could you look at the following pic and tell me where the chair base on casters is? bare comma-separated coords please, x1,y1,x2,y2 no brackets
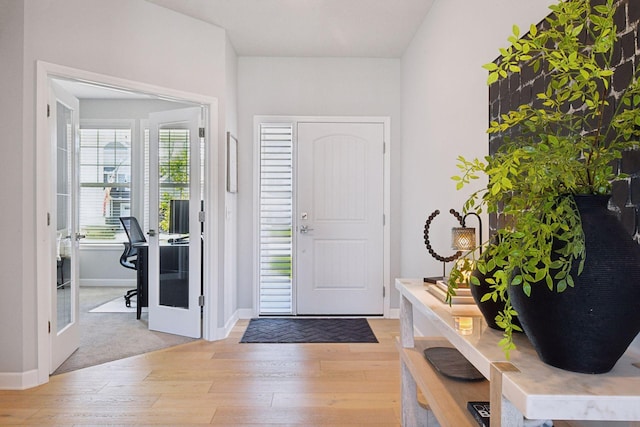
124,289,137,308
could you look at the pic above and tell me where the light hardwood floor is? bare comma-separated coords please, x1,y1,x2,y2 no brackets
0,319,401,426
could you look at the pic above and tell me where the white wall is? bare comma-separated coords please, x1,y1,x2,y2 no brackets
0,0,27,374
237,57,402,311
223,39,239,327
400,0,555,280
0,0,232,380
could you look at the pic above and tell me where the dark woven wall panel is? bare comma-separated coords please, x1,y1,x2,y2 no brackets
488,0,640,241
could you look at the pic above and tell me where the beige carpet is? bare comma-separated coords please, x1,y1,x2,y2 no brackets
53,287,197,375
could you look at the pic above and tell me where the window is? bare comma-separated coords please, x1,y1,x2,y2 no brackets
258,124,293,314
79,127,132,242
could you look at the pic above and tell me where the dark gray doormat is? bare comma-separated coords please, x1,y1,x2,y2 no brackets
240,318,379,343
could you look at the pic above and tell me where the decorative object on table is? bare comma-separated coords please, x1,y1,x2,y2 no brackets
451,212,483,255
427,278,475,304
453,232,523,331
468,256,522,331
450,0,640,370
466,401,490,427
423,208,464,283
444,211,488,306
509,195,640,373
423,347,485,382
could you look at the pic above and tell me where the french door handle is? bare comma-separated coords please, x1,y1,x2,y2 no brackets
147,229,157,237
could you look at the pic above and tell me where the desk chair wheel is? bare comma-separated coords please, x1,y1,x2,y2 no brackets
124,289,137,308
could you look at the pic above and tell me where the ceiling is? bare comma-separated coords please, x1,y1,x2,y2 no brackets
145,0,435,57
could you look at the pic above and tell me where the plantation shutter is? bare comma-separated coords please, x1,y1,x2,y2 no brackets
259,124,293,314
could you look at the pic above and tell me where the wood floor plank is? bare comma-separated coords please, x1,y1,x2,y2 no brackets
272,391,400,409
25,407,216,425
0,319,402,426
207,377,399,394
152,392,273,409
0,408,40,424
0,393,160,409
98,380,215,395
211,406,400,426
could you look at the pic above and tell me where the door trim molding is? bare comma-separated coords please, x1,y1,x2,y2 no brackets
35,61,219,387
252,116,391,317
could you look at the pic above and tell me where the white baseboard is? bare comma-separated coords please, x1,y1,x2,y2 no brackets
238,308,255,319
0,369,40,390
218,311,240,339
80,279,135,287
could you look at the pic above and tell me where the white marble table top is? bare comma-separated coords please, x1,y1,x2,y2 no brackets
396,278,640,421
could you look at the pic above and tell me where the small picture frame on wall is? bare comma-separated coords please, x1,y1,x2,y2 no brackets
227,131,238,193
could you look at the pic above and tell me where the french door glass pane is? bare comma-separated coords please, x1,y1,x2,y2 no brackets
56,101,73,332
158,128,190,309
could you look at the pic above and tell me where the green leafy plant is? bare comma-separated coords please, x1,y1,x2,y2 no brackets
449,0,640,357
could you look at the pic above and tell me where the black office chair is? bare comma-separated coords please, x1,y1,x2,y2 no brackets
119,217,146,308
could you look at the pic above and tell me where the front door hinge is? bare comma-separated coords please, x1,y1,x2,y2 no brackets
48,321,51,334
199,127,205,138
47,104,50,118
198,211,205,222
198,295,205,307
383,287,386,298
47,212,51,226
383,214,386,226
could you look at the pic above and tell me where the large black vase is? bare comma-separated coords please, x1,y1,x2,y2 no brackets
508,195,640,374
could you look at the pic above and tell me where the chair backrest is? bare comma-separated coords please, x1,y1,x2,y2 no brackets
119,217,146,270
120,217,146,245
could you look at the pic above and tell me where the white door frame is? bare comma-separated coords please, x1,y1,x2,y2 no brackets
253,115,391,318
35,61,220,386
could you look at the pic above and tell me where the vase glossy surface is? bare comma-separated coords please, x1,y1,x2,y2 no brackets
509,195,640,374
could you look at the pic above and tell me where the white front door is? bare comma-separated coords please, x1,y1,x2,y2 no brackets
49,82,81,372
296,122,384,315
148,107,203,338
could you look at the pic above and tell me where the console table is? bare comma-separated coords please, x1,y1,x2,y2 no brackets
396,278,640,427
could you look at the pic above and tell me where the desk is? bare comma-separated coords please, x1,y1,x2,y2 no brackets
133,242,190,319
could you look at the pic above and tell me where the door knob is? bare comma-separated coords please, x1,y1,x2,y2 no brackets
147,229,157,236
299,225,314,234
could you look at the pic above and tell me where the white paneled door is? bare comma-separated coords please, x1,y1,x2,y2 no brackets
296,122,384,315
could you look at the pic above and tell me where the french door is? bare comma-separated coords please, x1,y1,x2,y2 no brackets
49,81,81,372
148,108,203,338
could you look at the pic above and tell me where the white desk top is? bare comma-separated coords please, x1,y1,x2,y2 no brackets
396,278,640,421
